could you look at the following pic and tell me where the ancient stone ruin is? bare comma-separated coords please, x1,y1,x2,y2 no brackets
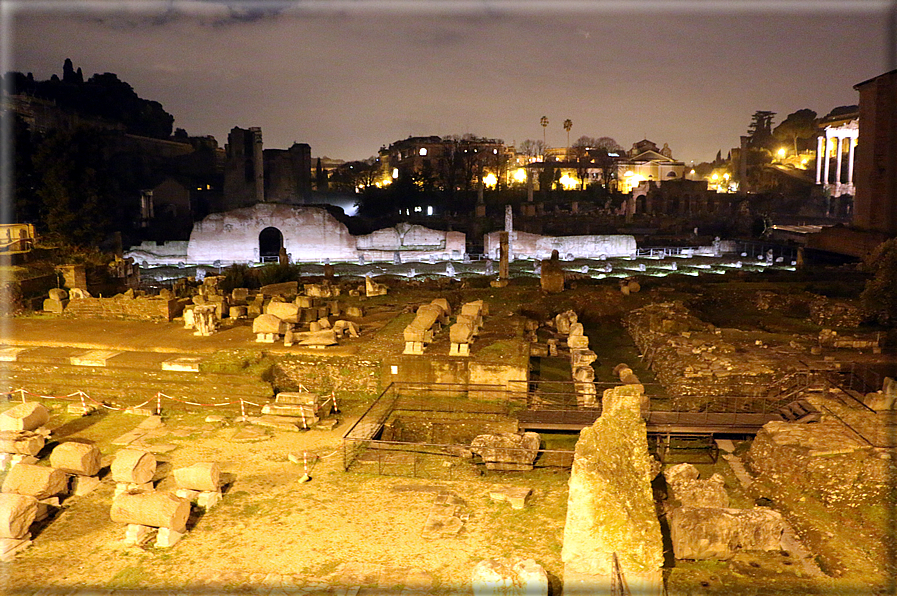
403,300,449,355
562,384,663,595
663,461,785,561
470,432,540,471
173,462,223,510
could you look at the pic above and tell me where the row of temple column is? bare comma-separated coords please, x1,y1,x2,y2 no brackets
815,124,858,187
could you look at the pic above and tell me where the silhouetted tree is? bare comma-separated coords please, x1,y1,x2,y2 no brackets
32,127,118,246
7,61,175,139
747,110,776,150
773,109,818,154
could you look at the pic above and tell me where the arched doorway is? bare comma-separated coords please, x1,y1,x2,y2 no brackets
259,227,283,262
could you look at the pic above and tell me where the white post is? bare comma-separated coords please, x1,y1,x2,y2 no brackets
815,136,824,184
835,136,845,185
823,133,832,184
847,138,856,185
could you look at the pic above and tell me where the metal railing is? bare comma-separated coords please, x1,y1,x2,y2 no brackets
342,381,526,473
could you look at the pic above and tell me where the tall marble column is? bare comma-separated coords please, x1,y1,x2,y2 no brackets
847,139,856,185
823,134,832,184
816,136,824,184
835,136,845,185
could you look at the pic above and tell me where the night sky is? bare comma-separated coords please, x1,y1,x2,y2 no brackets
6,1,893,164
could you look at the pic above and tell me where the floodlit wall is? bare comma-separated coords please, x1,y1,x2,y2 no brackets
355,224,467,261
484,231,637,260
187,204,358,263
127,205,467,265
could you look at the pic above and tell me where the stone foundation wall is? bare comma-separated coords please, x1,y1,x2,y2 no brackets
273,356,381,394
624,301,779,406
62,296,182,321
746,419,889,506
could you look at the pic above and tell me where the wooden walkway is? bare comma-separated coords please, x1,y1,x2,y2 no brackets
517,408,781,434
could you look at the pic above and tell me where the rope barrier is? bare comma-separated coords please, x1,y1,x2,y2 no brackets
6,386,335,421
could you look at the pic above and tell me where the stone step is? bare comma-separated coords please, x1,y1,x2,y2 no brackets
5,359,270,388
4,363,273,405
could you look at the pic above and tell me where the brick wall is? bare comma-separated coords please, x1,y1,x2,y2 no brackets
64,296,181,321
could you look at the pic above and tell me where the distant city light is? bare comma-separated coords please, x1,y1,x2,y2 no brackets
777,147,786,158
427,206,433,216
392,168,399,179
513,168,527,183
419,147,428,156
483,173,498,188
558,174,577,190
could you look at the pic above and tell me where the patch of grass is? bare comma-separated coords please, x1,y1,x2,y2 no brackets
107,565,151,589
200,349,275,377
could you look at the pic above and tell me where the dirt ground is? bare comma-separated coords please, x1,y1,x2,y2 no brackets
2,402,570,595
1,275,894,594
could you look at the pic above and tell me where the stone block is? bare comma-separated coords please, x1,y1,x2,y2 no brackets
196,490,222,509
260,281,298,297
249,415,304,432
173,462,220,491
470,432,540,471
110,448,156,484
253,313,287,335
488,486,532,510
1,463,68,499
570,349,597,367
449,343,470,356
0,536,32,561
403,341,424,355
297,330,338,347
155,526,185,548
0,403,49,432
669,506,785,560
111,491,191,533
265,301,301,323
555,310,578,334
50,441,102,476
567,335,589,349
333,320,360,338
0,494,38,539
125,523,152,546
42,298,68,313
71,475,102,496
48,288,68,301
0,431,45,456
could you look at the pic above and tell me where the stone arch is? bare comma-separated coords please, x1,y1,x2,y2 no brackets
259,227,283,262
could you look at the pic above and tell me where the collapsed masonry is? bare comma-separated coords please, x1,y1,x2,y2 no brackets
624,301,780,409
562,384,663,595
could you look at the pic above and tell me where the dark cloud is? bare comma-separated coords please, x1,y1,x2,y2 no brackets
10,2,892,163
